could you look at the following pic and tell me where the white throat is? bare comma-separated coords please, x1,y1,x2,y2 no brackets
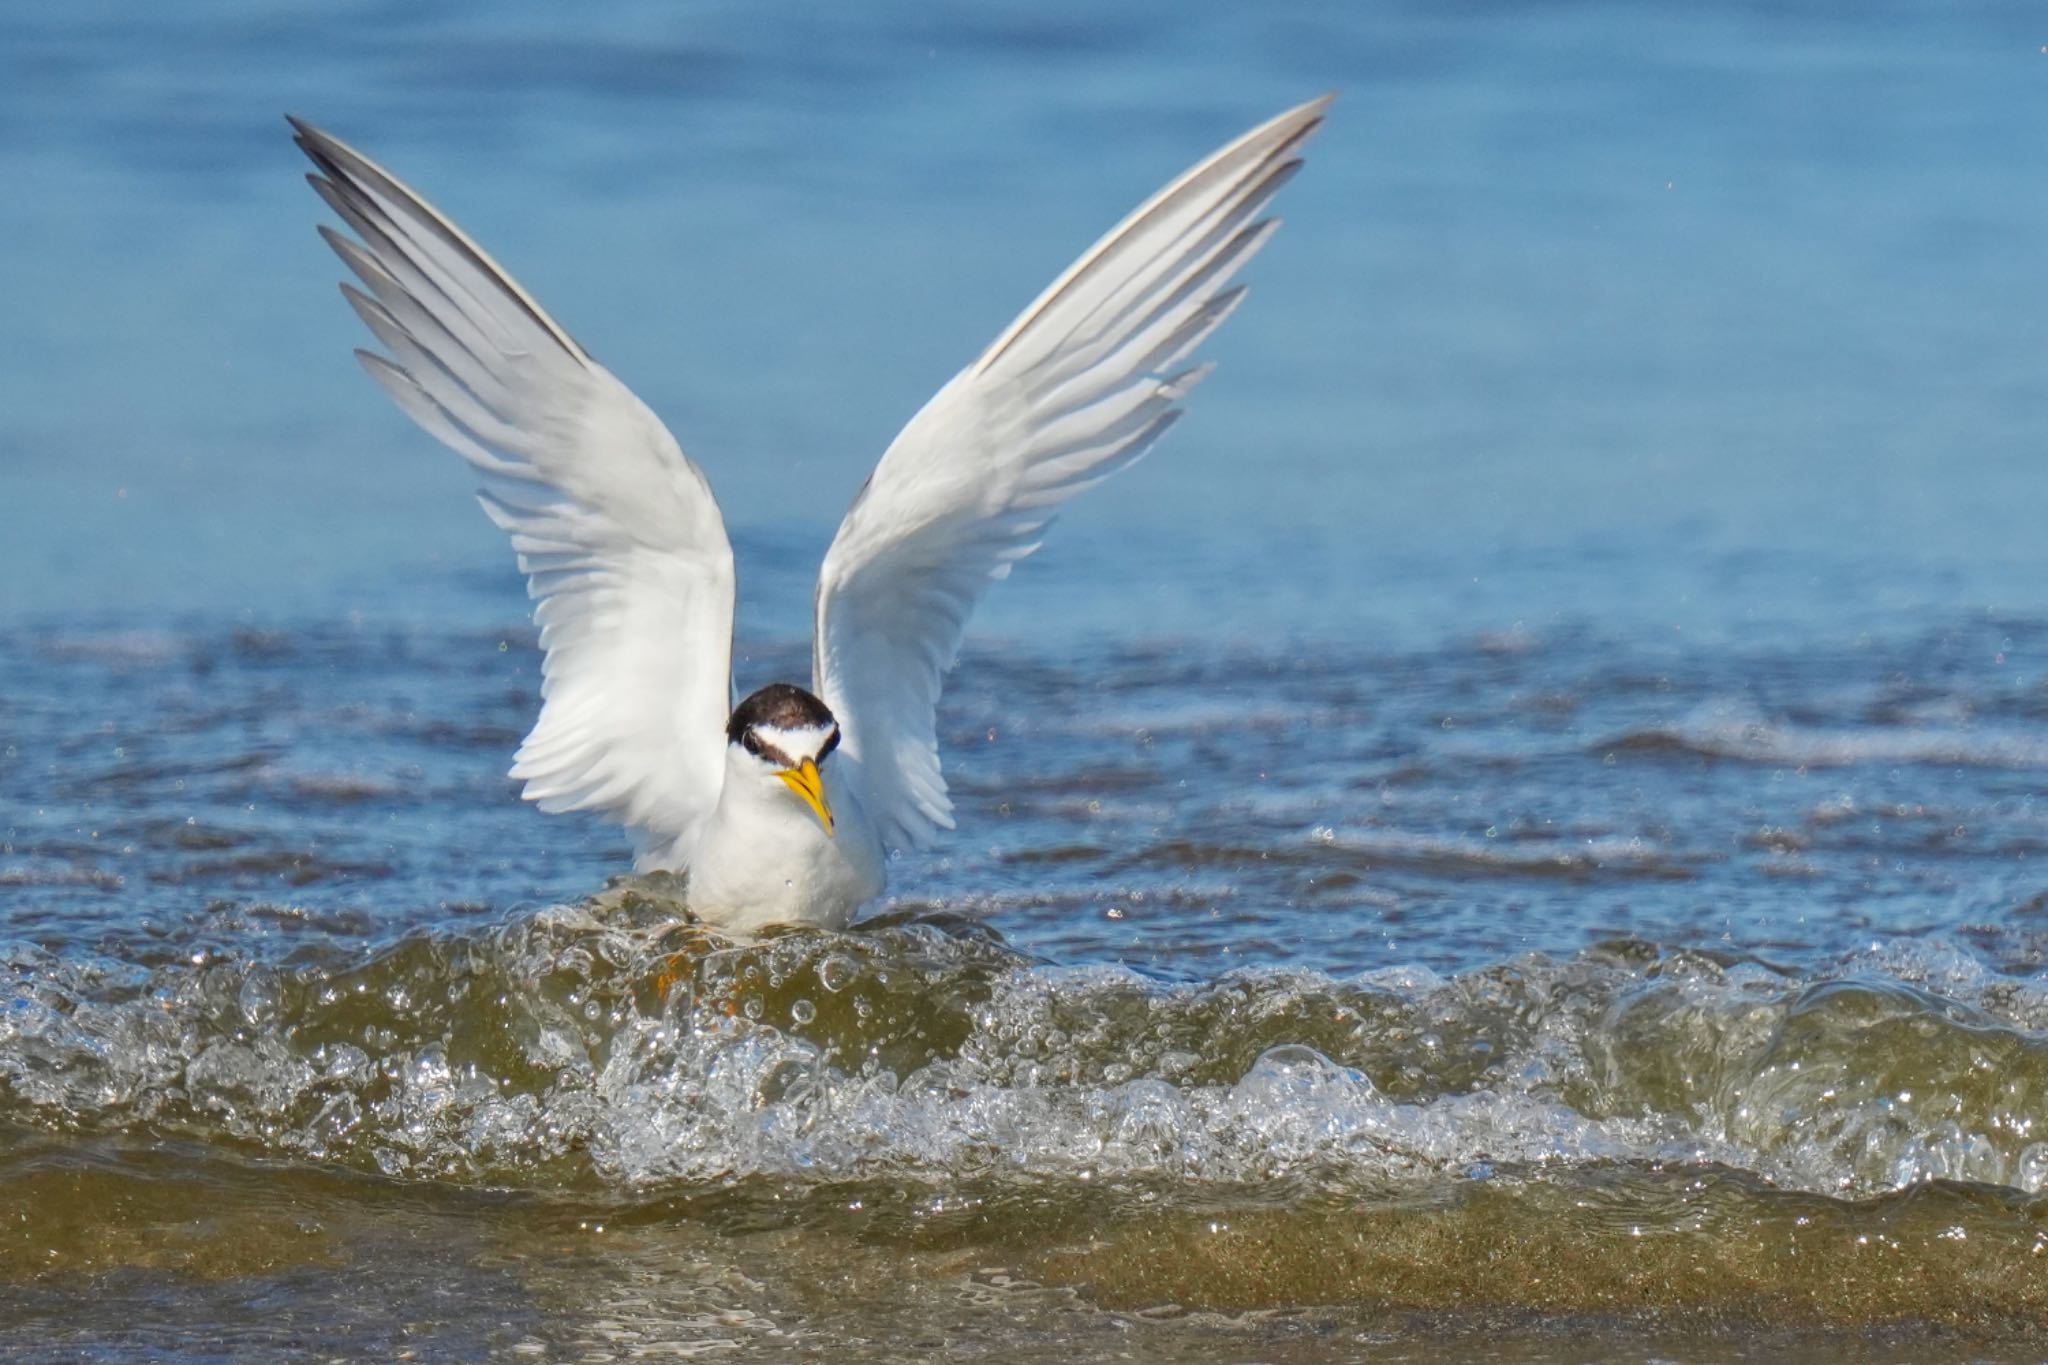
680,746,885,935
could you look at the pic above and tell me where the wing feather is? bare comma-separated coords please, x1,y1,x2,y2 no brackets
813,97,1331,850
292,118,735,861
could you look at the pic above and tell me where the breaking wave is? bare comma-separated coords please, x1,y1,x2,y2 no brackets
7,881,2048,1205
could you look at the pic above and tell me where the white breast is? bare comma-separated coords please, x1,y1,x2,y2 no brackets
677,752,886,935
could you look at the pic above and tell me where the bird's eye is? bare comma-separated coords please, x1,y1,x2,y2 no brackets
820,727,840,760
740,730,765,758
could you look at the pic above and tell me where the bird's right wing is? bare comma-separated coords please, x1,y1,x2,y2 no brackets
292,118,736,858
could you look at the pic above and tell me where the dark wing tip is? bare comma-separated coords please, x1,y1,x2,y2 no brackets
285,114,325,157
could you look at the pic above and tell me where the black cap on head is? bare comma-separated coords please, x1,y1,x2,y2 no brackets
727,684,840,764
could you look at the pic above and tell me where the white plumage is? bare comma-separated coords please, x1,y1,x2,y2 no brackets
292,95,1329,932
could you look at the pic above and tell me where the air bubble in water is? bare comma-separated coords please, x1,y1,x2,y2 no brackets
2017,1142,2048,1193
237,970,281,1027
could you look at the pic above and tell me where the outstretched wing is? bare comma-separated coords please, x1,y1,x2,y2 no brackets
293,118,735,859
812,96,1330,851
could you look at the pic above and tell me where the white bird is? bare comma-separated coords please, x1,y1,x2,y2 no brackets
291,96,1330,936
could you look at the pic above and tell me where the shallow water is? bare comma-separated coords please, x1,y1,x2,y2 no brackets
7,1,2048,1359
9,617,2048,1356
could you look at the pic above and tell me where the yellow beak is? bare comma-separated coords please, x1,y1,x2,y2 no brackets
777,758,834,836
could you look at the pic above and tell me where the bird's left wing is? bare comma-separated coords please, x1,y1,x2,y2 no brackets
292,119,737,859
813,96,1330,851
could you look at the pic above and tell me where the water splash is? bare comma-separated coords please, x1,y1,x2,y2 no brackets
6,882,2048,1211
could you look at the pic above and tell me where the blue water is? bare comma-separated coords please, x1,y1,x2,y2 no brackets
8,2,2048,644
6,2,2048,1357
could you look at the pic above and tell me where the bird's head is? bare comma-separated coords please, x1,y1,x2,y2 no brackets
726,683,840,835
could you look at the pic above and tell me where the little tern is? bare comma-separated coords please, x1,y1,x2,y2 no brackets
291,96,1329,934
